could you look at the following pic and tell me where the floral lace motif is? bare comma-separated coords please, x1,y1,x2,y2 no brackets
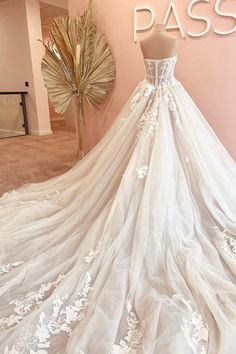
110,298,145,354
0,261,24,276
175,295,208,354
84,239,103,264
5,272,94,354
18,190,60,206
1,189,61,206
136,166,148,180
129,83,155,110
164,88,182,130
144,57,176,87
214,226,236,258
0,274,65,330
135,96,159,143
221,231,236,257
135,81,182,144
120,82,155,122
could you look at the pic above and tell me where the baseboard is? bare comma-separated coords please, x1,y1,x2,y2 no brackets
0,128,25,135
30,130,53,136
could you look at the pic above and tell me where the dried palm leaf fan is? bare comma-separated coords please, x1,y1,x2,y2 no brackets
40,0,116,160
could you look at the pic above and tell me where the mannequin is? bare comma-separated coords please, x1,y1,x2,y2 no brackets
140,23,179,60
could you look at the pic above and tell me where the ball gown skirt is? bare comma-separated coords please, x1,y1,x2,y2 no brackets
0,54,236,354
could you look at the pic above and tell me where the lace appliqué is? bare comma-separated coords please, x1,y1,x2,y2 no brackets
0,261,24,276
5,272,93,354
4,345,20,354
222,232,236,257
18,190,60,206
161,87,182,130
214,226,236,259
84,239,103,264
120,82,155,122
135,85,182,144
0,274,65,330
135,97,159,143
4,326,35,354
130,83,154,109
136,166,148,180
111,299,145,354
144,56,176,87
35,272,93,352
175,295,208,354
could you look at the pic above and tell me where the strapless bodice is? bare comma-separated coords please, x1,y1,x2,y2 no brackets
144,54,177,87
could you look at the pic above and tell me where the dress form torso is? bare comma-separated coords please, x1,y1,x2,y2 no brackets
140,23,179,60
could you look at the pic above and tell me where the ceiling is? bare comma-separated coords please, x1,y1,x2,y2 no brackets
40,2,68,28
0,0,68,28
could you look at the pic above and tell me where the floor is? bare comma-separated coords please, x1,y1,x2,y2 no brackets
0,131,25,138
0,120,77,196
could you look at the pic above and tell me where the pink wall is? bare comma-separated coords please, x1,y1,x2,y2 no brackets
42,27,62,120
0,0,51,135
68,0,236,159
0,1,32,92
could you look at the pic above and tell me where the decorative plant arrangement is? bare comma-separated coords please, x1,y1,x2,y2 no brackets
40,0,116,159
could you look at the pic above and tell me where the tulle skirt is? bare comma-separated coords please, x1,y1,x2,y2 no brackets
0,77,236,354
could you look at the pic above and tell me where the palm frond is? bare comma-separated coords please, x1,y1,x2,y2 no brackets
41,41,76,113
78,1,116,111
40,0,116,159
83,32,116,111
77,0,97,77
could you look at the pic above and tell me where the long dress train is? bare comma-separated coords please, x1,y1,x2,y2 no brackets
0,54,236,354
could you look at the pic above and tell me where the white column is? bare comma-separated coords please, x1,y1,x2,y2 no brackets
25,0,52,135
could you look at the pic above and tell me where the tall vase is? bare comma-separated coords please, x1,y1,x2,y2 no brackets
75,94,85,160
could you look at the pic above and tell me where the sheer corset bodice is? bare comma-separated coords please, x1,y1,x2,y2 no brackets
144,54,177,87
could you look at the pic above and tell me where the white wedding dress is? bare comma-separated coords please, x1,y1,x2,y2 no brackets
0,54,236,354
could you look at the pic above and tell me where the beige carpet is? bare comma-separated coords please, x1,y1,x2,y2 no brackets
0,120,77,196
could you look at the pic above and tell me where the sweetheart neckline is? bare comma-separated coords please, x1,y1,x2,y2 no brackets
143,54,177,62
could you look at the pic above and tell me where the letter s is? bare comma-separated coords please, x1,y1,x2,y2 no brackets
187,0,211,38
214,0,236,36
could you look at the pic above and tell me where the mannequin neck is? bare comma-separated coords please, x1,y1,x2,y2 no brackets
153,23,166,32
